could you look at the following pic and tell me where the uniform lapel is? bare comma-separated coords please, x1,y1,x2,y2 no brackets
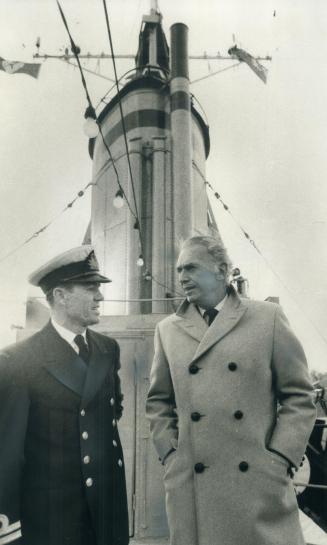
42,322,87,397
81,330,113,407
192,288,247,363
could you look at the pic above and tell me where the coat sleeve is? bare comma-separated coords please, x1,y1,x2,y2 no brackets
146,324,178,462
268,305,316,468
0,351,29,545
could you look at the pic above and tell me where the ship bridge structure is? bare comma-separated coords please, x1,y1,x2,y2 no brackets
87,3,217,317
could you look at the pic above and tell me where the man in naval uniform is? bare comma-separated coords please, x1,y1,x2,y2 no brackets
0,246,129,545
146,235,316,545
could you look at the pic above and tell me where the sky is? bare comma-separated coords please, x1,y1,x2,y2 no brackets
0,0,327,373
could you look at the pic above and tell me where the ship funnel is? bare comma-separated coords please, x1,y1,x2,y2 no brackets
171,23,189,79
170,23,193,273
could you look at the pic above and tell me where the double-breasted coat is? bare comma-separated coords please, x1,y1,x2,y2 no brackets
0,322,129,545
146,288,316,545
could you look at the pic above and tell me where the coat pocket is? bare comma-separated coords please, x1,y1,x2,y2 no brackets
265,449,290,469
163,449,178,481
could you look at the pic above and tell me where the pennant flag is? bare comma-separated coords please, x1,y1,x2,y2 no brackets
228,46,268,84
0,56,41,78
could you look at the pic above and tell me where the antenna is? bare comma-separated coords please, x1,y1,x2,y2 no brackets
151,0,159,14
35,36,41,56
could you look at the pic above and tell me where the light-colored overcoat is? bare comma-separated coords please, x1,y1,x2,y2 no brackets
146,288,316,545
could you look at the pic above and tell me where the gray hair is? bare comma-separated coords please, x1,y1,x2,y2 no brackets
181,235,233,280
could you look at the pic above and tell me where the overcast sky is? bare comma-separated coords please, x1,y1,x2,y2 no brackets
0,0,327,373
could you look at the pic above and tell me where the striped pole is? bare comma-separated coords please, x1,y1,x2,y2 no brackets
170,23,193,273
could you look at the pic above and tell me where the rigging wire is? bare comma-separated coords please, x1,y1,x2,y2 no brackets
56,0,137,220
193,160,327,348
190,62,241,85
58,57,115,82
56,2,93,108
102,0,143,252
0,180,94,264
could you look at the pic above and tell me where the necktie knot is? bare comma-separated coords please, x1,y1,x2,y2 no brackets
74,334,89,364
203,308,219,326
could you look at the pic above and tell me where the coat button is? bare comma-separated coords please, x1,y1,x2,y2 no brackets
194,463,205,473
228,362,237,371
80,409,86,416
110,397,115,406
118,459,123,467
189,364,200,374
83,455,91,464
234,410,243,420
191,412,201,422
113,440,118,447
82,431,88,440
112,419,116,427
239,461,249,472
86,478,93,487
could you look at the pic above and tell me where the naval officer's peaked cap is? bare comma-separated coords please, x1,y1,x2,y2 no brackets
28,245,111,293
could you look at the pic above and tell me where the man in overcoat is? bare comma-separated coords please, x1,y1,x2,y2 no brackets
0,246,129,545
146,235,316,545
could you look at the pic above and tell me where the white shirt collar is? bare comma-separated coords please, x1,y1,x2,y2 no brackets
198,293,228,317
51,318,87,353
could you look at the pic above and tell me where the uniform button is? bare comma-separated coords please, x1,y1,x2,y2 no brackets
110,397,115,406
189,364,199,374
113,440,118,447
112,419,116,427
86,478,93,487
80,409,86,416
82,431,88,440
194,462,205,473
239,461,249,472
118,459,123,467
83,455,91,464
228,362,237,371
191,412,201,422
234,410,243,420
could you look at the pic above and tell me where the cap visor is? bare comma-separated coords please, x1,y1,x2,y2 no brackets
62,272,112,284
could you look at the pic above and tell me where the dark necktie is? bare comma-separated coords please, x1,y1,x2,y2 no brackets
203,308,219,326
74,334,90,364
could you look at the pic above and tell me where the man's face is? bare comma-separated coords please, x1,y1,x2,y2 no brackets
176,244,226,309
60,282,104,330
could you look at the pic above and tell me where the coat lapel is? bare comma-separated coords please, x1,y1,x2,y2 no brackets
41,322,87,397
173,300,208,342
192,289,247,362
81,330,113,407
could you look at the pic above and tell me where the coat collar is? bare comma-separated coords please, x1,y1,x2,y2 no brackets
173,286,248,363
41,322,113,405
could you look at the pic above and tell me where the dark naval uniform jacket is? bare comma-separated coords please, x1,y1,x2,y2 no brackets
0,321,129,545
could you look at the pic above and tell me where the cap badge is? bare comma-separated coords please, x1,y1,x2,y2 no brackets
86,251,99,271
